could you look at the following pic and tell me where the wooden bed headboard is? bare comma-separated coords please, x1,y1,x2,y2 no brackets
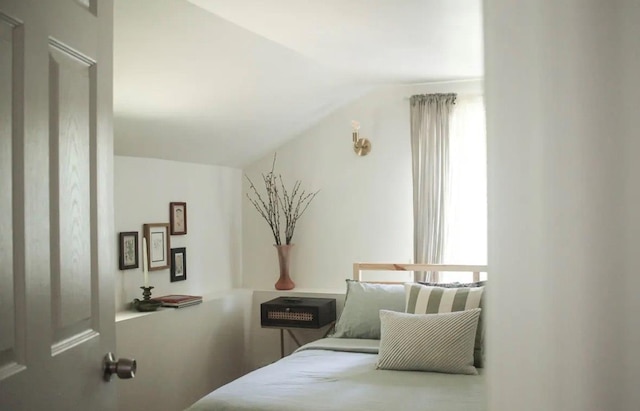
352,263,488,283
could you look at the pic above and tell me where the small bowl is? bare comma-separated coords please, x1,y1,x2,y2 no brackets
132,298,162,312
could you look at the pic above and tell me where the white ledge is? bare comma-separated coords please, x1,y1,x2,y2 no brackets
115,288,252,323
251,288,346,295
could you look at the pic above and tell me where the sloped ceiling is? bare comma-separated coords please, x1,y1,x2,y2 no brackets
113,0,483,167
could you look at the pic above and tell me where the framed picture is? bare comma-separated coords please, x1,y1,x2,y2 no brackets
169,202,187,235
118,231,139,270
170,247,187,282
143,223,171,271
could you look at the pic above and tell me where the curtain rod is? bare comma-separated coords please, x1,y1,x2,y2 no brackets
398,78,483,100
403,92,483,100
405,77,483,86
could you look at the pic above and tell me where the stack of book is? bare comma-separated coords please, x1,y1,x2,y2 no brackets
152,294,203,309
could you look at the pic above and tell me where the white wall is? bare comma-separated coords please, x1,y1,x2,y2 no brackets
114,156,243,310
485,2,640,410
116,290,252,411
114,156,248,410
242,80,483,291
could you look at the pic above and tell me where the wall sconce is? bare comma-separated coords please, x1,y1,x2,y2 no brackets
351,120,372,156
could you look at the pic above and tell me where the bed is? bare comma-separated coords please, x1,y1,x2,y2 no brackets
187,263,488,411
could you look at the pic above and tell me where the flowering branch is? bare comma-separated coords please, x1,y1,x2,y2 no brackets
245,154,318,246
245,155,282,245
278,177,318,245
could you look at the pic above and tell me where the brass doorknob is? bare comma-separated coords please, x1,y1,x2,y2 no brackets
103,352,137,381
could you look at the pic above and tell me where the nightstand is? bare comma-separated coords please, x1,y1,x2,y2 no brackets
261,296,337,358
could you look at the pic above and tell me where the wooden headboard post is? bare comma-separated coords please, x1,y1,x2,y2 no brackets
352,263,488,283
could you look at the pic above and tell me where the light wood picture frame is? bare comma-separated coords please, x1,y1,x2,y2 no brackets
169,202,187,235
143,223,171,271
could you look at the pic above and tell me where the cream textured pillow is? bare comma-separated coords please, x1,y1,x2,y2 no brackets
377,309,481,375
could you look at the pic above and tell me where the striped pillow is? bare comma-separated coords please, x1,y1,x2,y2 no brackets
377,309,481,375
419,280,486,288
405,283,485,367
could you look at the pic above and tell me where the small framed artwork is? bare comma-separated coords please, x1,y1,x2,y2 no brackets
143,223,171,271
169,202,187,235
118,231,139,270
170,247,187,282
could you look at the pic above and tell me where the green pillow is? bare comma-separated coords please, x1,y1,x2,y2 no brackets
332,280,405,339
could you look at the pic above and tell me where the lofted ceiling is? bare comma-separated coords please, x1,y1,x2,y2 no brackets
113,0,483,167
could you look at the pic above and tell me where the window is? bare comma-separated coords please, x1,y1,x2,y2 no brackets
442,96,487,282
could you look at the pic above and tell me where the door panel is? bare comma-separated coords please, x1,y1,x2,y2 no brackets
49,40,96,352
75,0,93,12
0,1,115,409
0,14,14,365
0,11,26,382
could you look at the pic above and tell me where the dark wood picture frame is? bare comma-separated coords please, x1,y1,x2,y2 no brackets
118,231,139,270
143,223,171,271
169,202,187,235
170,247,187,282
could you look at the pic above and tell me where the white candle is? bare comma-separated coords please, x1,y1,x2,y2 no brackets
142,237,149,287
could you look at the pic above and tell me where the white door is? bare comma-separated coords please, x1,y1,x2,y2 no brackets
0,0,118,409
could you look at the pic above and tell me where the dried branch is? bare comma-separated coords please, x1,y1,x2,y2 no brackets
278,176,319,245
244,157,282,245
245,153,318,246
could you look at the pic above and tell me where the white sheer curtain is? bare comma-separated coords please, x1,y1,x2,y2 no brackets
410,93,457,282
441,95,487,282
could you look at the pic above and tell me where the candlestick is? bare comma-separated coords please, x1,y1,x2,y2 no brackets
142,237,149,287
140,286,153,301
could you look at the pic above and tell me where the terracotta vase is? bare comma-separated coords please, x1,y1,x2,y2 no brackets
274,244,295,290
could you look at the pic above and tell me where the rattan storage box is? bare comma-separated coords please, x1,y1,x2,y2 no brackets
260,297,336,329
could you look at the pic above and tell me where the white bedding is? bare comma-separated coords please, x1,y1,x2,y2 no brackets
186,338,486,411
